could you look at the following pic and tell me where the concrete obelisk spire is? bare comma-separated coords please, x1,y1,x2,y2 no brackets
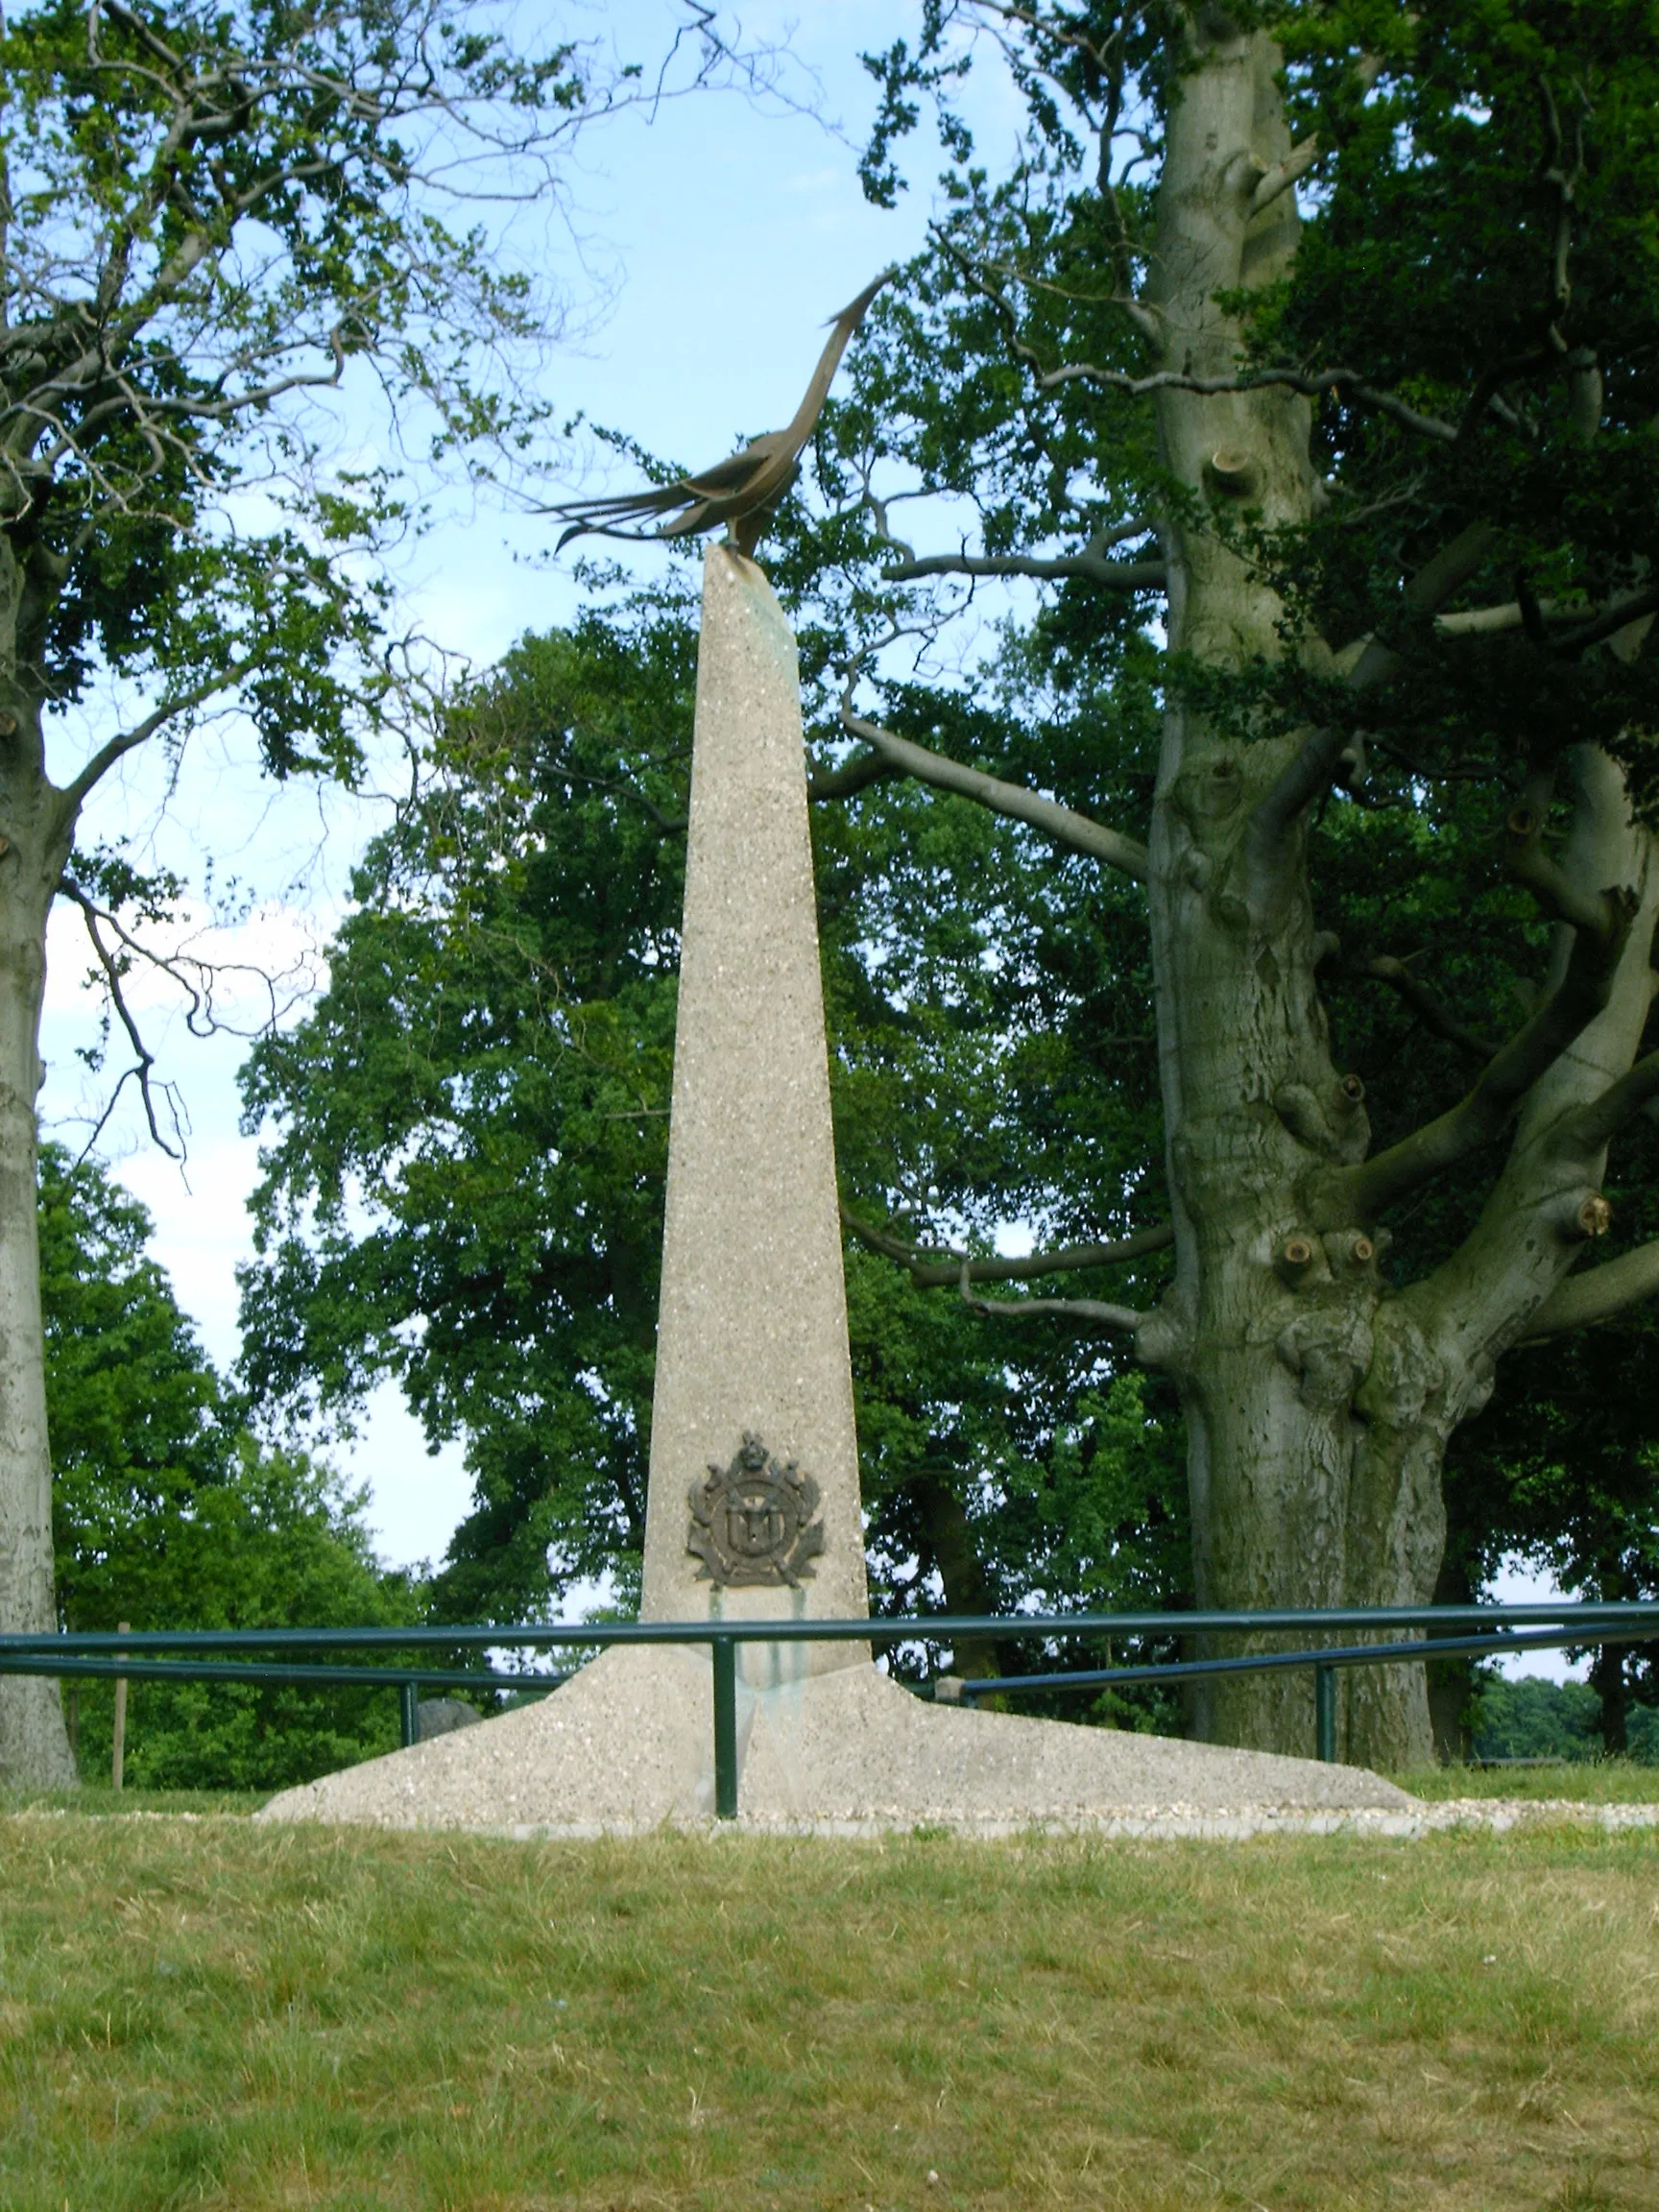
639,543,868,1656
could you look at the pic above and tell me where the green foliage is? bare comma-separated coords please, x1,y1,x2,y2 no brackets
0,0,613,778
239,606,696,1622
805,1,1659,1632
41,1142,229,1543
60,1444,421,1792
1474,1674,1659,1764
240,0,1659,1700
236,589,1187,1673
42,1143,420,1789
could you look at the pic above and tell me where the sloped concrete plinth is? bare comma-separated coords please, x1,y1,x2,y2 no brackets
257,1647,1410,1835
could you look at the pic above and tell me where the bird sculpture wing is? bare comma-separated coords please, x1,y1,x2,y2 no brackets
547,271,893,554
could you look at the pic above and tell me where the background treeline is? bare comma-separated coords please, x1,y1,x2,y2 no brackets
231,594,1659,1757
1475,1679,1659,1765
43,1145,423,1790
38,593,1658,1786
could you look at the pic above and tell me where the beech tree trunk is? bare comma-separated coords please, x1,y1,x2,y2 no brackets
0,540,78,1786
912,1473,1016,1684
1142,18,1659,1769
1593,1647,1628,1757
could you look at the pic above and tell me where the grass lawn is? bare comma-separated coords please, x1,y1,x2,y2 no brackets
1395,1762,1659,1802
1,1810,1655,2209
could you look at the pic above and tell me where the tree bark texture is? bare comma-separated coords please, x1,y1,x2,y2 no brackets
911,1473,1018,1685
0,537,79,1786
1142,19,1657,1768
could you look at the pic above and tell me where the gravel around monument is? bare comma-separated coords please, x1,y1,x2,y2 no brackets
257,1647,1415,1836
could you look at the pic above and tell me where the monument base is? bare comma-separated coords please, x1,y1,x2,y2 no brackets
257,1647,1411,1833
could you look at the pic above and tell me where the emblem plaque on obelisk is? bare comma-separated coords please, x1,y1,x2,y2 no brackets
688,1434,825,1589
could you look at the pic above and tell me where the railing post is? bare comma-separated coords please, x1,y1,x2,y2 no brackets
111,1621,131,1791
1315,1664,1337,1763
399,1680,420,1748
711,1635,738,1818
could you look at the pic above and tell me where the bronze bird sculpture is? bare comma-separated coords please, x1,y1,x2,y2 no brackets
547,270,894,558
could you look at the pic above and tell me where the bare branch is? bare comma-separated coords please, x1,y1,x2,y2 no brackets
57,874,303,1044
1359,955,1495,1065
881,547,1166,592
1329,896,1637,1222
1435,598,1578,637
58,878,185,1159
1038,359,1460,445
60,656,258,815
840,710,1148,882
933,229,1046,377
934,228,1162,360
1250,135,1320,216
1522,1240,1659,1340
842,1201,1172,1287
807,753,902,805
1455,347,1552,445
1552,587,1659,659
1505,804,1630,940
1452,83,1592,444
1539,74,1586,358
1338,523,1501,689
957,1261,1147,1337
964,0,1118,74
1251,525,1506,913
1557,1049,1659,1158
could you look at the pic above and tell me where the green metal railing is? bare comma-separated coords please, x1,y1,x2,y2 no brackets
2,1602,1655,1815
948,1617,1659,1763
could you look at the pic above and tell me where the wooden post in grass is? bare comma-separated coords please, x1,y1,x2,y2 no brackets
111,1622,130,1791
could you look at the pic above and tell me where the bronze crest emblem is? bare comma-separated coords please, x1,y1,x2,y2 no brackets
687,1431,825,1588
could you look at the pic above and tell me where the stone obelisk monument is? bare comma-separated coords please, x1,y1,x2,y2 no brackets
258,294,1407,1831
640,545,866,1670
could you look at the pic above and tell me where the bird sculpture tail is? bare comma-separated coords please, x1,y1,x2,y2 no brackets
550,484,690,552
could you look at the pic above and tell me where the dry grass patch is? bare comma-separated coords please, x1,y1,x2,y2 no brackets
0,1815,1654,2209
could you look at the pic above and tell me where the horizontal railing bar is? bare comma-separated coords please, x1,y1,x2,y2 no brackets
5,1602,1658,1657
0,1654,569,1692
957,1623,1659,1698
1,1621,1651,1695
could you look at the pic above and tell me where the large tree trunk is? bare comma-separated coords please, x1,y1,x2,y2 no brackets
1592,1646,1629,1757
0,547,77,1787
1144,18,1440,1766
1142,16,1659,1770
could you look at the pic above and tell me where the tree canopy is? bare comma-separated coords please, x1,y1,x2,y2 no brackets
42,1142,421,1790
237,3,1659,1767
